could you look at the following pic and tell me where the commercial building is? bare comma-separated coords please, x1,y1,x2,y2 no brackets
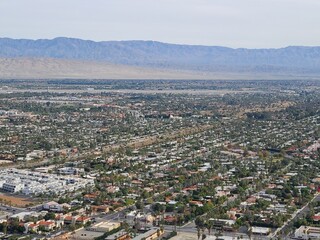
86,221,121,232
294,226,320,239
2,181,24,193
132,228,163,240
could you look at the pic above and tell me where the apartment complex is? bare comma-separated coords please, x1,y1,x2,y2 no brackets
0,168,94,195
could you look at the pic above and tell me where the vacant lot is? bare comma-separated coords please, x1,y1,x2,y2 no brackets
0,193,35,207
171,232,198,240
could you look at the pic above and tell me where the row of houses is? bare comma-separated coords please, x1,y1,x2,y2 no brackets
0,168,94,195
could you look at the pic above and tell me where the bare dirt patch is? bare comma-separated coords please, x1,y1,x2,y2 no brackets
171,232,198,240
0,193,35,207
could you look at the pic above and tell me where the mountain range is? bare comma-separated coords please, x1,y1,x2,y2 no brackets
1,37,320,79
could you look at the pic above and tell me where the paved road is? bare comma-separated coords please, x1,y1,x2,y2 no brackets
272,193,320,239
0,204,25,217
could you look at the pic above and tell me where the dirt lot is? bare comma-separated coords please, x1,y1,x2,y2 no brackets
0,193,35,207
171,232,198,240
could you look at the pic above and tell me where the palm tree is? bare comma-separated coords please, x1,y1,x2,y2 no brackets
195,217,205,240
197,226,201,240
4,215,8,235
206,220,213,236
122,221,130,235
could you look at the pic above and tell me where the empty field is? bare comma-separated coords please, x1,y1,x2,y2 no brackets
0,193,35,207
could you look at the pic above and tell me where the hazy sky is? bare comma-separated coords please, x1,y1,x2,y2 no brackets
1,0,320,48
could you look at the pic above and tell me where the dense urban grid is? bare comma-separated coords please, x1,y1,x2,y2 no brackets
0,79,319,240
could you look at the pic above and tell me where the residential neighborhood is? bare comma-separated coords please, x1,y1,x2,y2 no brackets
0,79,319,239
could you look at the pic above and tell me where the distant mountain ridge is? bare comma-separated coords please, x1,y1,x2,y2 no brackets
1,37,320,75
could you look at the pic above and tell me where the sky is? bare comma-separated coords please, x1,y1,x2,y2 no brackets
1,0,320,48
